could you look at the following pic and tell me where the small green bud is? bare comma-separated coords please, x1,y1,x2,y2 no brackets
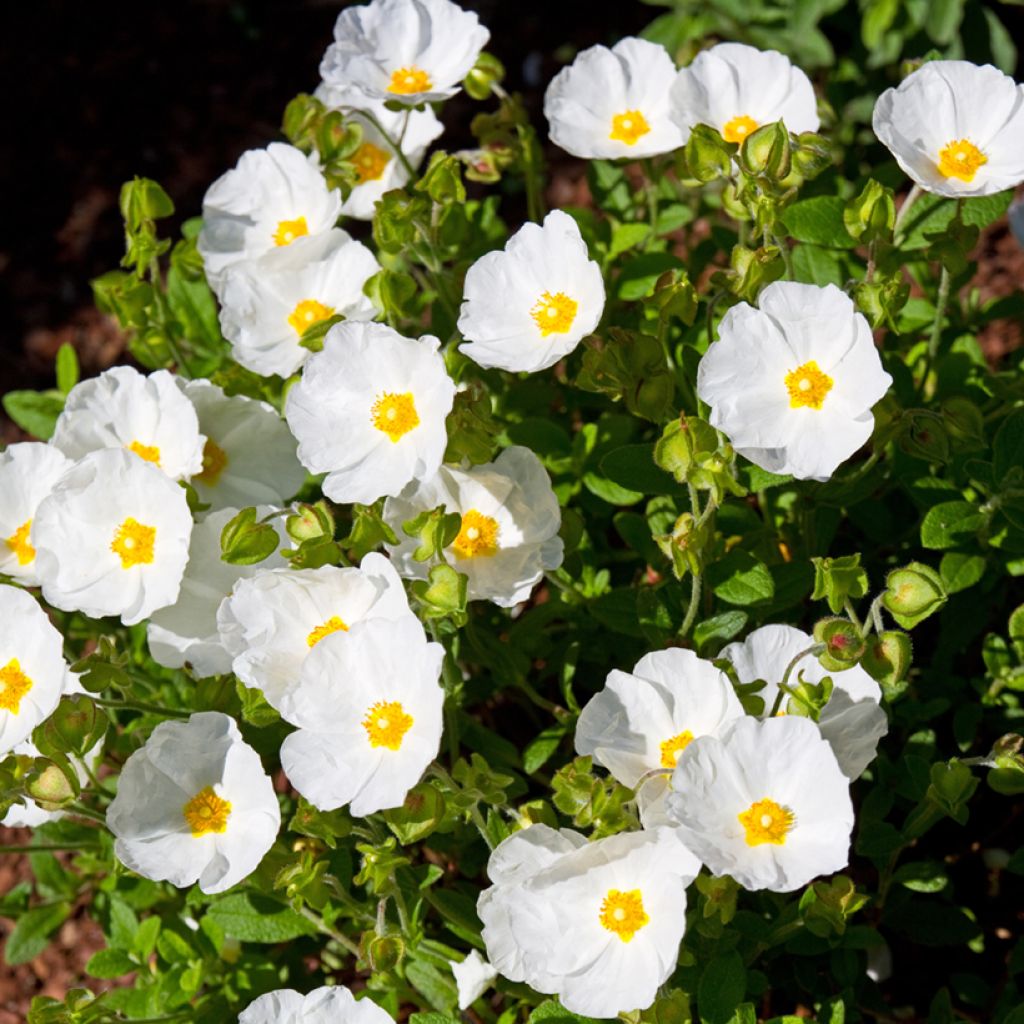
316,110,362,162
365,933,405,972
899,409,950,463
119,177,174,232
411,563,469,624
684,124,735,183
651,270,698,326
654,415,718,483
883,562,947,628
655,513,710,580
287,502,335,544
463,52,505,100
811,553,869,615
282,93,325,150
843,179,896,243
853,274,910,331
738,121,791,179
813,617,866,671
861,630,913,695
723,244,786,303
790,132,833,180
415,152,467,205
26,759,78,809
42,695,105,757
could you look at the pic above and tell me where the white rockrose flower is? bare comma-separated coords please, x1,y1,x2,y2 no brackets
670,42,819,145
147,506,289,678
285,321,456,505
544,38,686,160
721,624,888,780
666,715,854,893
873,61,1024,198
479,826,700,1017
319,0,490,106
217,554,418,709
457,210,605,373
696,281,892,481
198,143,342,290
240,985,395,1024
383,447,563,608
51,366,205,482
451,950,499,1010
32,449,193,625
0,443,73,586
279,616,444,816
575,647,745,826
217,228,380,379
0,585,69,755
107,711,280,894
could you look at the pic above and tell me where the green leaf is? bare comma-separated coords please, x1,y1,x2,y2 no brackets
791,243,848,287
698,951,747,1024
780,196,857,248
994,408,1024,480
694,611,748,652
2,390,65,440
920,501,985,550
205,893,318,943
708,551,775,606
939,552,986,594
900,190,1013,249
523,727,566,774
220,507,280,565
86,948,137,979
529,999,600,1024
55,343,80,395
4,902,71,965
600,444,687,496
608,221,651,260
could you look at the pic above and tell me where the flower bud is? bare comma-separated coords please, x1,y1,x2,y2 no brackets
26,759,78,809
287,502,335,544
790,132,833,180
119,177,174,232
813,617,866,672
899,409,950,464
282,93,325,151
463,52,505,100
365,933,405,972
685,124,735,183
415,152,467,205
738,121,791,180
843,179,896,243
43,695,106,757
655,513,710,580
861,630,913,694
883,562,946,627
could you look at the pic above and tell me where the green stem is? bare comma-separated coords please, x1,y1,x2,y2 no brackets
351,107,416,179
772,233,794,279
68,803,108,825
928,264,951,364
94,697,190,719
843,599,863,633
770,644,824,716
297,905,361,957
678,570,702,641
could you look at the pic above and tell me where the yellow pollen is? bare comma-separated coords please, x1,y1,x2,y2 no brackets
362,700,414,750
388,65,432,95
598,889,650,942
609,109,651,146
937,139,988,183
0,658,33,715
452,509,500,559
182,786,232,837
739,797,795,847
722,115,759,144
307,615,349,648
784,360,833,410
352,141,391,184
371,392,420,442
127,440,161,466
111,517,156,569
5,520,35,566
529,291,578,337
195,438,228,486
659,729,694,768
288,298,335,337
274,216,309,247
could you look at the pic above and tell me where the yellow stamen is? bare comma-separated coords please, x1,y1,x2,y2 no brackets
352,141,391,184
784,360,833,410
529,291,578,337
738,797,795,846
307,615,349,648
5,520,35,566
659,729,694,769
111,518,156,569
609,110,651,146
722,115,758,144
127,441,161,467
362,700,414,750
388,66,432,95
598,888,650,942
195,439,228,486
182,786,232,837
937,139,987,183
452,509,499,559
288,298,335,337
371,392,420,442
274,216,309,247
0,658,33,715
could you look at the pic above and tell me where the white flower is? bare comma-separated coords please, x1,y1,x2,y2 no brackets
0,443,73,586
240,986,395,1024
670,43,819,145
666,715,853,893
457,210,605,373
107,712,280,894
279,617,444,816
872,61,1024,198
217,553,417,709
316,83,444,221
451,950,499,1010
384,447,563,608
721,624,888,780
147,506,289,678
479,826,700,1017
697,281,892,481
51,366,204,482
285,321,456,505
198,143,342,290
320,0,490,106
575,647,745,827
0,585,68,755
217,228,380,379
544,38,685,160
33,449,193,625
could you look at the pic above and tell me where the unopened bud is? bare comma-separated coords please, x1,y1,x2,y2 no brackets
813,617,866,671
883,563,946,625
861,630,913,693
738,121,791,179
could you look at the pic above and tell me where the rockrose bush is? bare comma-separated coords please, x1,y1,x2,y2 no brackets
3,0,1024,1021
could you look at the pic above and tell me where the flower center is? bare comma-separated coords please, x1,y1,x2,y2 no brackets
659,729,694,768
388,66,432,95
352,141,391,184
609,110,651,146
0,658,33,715
738,797,795,846
530,291,578,337
371,392,420,442
5,520,35,566
195,438,228,486
182,786,232,837
937,139,987,183
784,360,833,410
111,517,156,569
288,298,335,337
452,509,500,559
274,216,309,247
722,115,758,144
598,888,650,942
127,440,161,466
307,615,349,648
362,700,414,750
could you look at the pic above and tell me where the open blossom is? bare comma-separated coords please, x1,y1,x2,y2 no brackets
217,228,380,379
0,443,73,586
873,61,1024,199
479,826,700,1017
240,986,395,1024
458,210,605,373
320,0,489,106
697,281,892,481
279,616,444,816
721,624,888,780
107,712,280,894
285,321,456,505
198,143,342,290
51,366,204,482
33,450,192,625
666,715,853,893
384,447,563,607
544,38,685,160
671,42,819,145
